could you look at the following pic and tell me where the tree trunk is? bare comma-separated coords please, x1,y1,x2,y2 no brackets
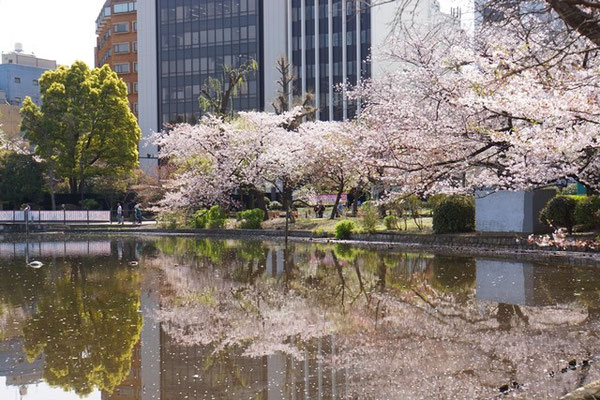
330,180,345,220
546,0,600,47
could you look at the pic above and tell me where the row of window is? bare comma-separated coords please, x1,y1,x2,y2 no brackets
113,21,137,34
114,62,138,74
114,1,137,14
292,30,368,50
292,1,360,22
159,0,257,23
161,80,257,102
13,77,38,86
295,60,365,79
160,25,257,49
161,54,256,75
114,41,138,54
124,81,139,94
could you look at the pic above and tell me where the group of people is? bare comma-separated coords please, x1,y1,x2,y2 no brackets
116,203,143,225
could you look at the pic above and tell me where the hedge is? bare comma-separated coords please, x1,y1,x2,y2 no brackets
432,195,475,234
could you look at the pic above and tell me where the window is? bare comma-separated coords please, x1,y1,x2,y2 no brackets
14,77,21,83
134,103,138,113
113,2,136,13
114,63,130,74
33,79,38,86
133,21,137,32
113,23,129,33
114,43,130,53
134,62,138,73
134,82,138,93
133,42,138,52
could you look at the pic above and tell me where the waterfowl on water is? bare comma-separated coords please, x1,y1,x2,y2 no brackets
27,261,44,269
128,261,139,266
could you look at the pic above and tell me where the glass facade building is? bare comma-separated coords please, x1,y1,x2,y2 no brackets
290,0,370,121
156,0,263,125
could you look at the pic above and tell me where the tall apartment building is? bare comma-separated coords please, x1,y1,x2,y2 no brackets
95,0,139,116
0,44,56,107
137,0,459,175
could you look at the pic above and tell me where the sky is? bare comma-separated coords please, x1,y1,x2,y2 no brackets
0,0,471,68
0,0,106,66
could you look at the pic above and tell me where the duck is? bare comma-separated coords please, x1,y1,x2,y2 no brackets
27,261,44,269
128,261,139,266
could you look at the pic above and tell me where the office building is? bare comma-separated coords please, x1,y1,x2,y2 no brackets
137,0,459,175
0,44,56,107
95,0,139,116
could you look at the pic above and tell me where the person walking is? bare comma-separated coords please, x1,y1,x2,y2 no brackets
134,204,142,225
116,203,123,225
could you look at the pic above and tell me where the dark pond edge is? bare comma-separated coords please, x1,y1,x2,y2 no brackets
34,227,600,266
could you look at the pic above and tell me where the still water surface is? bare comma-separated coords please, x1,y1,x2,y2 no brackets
0,235,598,400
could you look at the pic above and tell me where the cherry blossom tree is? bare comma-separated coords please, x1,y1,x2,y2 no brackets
350,13,600,197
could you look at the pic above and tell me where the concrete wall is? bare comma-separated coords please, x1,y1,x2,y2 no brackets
137,0,160,177
475,190,555,234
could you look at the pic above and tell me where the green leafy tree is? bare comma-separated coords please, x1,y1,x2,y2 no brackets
22,267,143,396
0,153,44,206
20,61,141,199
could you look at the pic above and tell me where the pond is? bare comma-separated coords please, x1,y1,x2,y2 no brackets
0,235,598,399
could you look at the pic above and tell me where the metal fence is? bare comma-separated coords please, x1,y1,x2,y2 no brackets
0,240,112,258
0,210,111,224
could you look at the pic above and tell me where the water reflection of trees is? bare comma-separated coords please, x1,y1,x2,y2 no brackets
151,238,600,399
20,260,143,396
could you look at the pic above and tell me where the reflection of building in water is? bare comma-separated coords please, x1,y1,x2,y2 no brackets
101,343,141,400
0,338,44,386
159,331,348,400
476,260,575,306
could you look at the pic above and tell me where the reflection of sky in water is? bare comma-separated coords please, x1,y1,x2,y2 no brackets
0,377,100,400
0,237,598,399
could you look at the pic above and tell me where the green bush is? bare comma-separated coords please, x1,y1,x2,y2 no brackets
192,209,208,228
206,205,226,228
334,220,356,239
432,195,475,234
193,206,227,229
574,195,600,230
237,208,264,229
264,197,271,206
539,196,577,233
427,194,447,212
157,211,188,229
268,201,283,211
360,201,380,233
383,215,399,231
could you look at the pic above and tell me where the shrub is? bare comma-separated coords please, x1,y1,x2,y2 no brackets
264,197,271,206
432,195,475,234
268,201,283,211
237,208,265,229
192,209,209,229
427,194,447,212
360,201,380,233
157,211,188,229
193,206,227,229
383,215,399,231
206,205,227,229
539,196,577,233
334,220,356,239
574,195,600,230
